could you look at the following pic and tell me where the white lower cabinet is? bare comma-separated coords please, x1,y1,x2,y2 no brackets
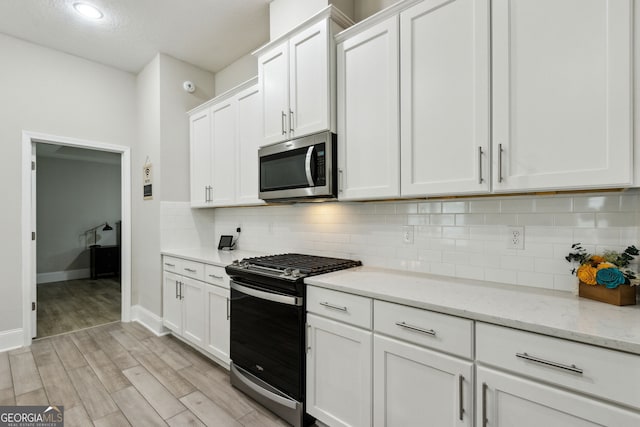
162,271,182,333
163,273,205,348
477,367,640,427
374,335,473,427
204,284,230,364
306,313,372,427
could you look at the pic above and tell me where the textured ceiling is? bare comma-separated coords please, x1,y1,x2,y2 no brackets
0,0,270,73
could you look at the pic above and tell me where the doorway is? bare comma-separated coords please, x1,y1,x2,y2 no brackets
21,132,131,346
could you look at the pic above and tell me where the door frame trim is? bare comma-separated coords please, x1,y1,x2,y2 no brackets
21,131,131,345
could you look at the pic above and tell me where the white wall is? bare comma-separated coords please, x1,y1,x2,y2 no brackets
0,33,136,334
36,155,120,278
214,54,259,97
134,54,215,317
207,192,639,293
353,0,400,21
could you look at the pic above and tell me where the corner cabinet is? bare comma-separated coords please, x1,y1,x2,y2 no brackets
491,0,633,192
188,78,264,207
255,6,353,146
336,15,400,200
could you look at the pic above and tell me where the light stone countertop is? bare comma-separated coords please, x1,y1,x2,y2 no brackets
161,247,264,267
305,267,640,355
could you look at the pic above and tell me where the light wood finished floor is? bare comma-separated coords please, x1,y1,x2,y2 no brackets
1,322,289,426
37,278,121,338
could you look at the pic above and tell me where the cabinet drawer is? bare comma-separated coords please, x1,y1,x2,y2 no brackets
162,256,183,273
178,259,205,281
204,264,228,288
307,286,372,329
374,300,473,359
476,322,640,408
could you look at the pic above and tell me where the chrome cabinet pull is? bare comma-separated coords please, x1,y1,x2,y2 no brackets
395,321,436,337
281,111,286,135
164,263,175,267
209,274,223,280
204,186,208,202
184,268,197,273
180,282,184,300
209,186,213,201
289,109,294,132
175,280,179,299
478,146,484,184
498,143,504,183
338,168,343,193
482,382,488,427
319,301,348,312
226,297,230,320
516,352,583,374
306,323,311,352
458,375,464,421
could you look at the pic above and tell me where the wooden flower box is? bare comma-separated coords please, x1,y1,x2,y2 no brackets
578,281,637,306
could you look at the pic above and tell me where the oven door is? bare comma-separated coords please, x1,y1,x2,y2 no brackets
230,279,305,401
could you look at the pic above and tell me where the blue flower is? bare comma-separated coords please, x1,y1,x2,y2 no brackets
596,268,626,289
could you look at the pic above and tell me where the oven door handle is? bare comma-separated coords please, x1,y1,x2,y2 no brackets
231,281,303,306
231,364,297,409
304,146,315,187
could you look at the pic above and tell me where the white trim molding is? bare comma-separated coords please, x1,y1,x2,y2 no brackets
130,305,169,336
37,269,91,284
0,329,24,352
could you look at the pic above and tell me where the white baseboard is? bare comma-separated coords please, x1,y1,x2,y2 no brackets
130,305,169,336
0,328,24,352
37,269,90,284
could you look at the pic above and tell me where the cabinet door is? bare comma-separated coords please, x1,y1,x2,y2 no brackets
289,20,330,139
477,367,640,426
337,16,400,200
210,99,237,206
181,276,205,348
235,84,264,205
162,272,182,333
189,108,212,206
259,42,289,145
374,335,473,427
492,0,632,192
204,284,230,364
306,314,372,427
400,0,490,197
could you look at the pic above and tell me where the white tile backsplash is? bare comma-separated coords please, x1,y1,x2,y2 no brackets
162,190,639,293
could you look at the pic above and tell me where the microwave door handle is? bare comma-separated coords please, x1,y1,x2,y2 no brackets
305,146,315,187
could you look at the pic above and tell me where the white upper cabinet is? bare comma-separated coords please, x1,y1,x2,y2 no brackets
189,108,213,206
337,16,400,200
491,0,633,192
256,6,353,147
235,85,263,205
400,0,490,197
210,99,237,206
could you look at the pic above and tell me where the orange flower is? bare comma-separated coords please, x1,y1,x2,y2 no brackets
589,255,605,265
577,264,598,285
596,262,616,270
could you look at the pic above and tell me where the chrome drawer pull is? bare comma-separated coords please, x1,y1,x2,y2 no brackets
478,146,484,184
319,302,348,312
516,352,583,374
184,268,197,273
482,382,488,427
395,321,436,337
498,143,504,182
164,263,175,267
458,375,464,421
208,274,223,280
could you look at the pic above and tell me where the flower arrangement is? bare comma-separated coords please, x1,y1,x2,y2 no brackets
565,243,640,289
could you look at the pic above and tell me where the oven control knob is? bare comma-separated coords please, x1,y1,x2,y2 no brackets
232,259,239,266
283,267,293,276
241,261,250,268
292,269,301,278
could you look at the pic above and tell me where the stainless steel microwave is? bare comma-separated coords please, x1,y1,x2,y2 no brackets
259,132,337,202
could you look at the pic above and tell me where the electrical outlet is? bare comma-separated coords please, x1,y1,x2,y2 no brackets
402,225,414,244
507,226,525,250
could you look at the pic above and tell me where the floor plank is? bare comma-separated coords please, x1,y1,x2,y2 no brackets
9,350,42,395
166,410,206,427
140,336,191,371
0,352,13,389
93,410,133,427
33,344,82,409
132,352,195,399
63,404,93,427
67,365,119,420
180,391,242,427
83,350,131,393
237,407,291,427
51,335,87,371
122,365,185,419
88,326,139,370
15,387,48,405
0,387,15,405
70,330,102,354
111,386,168,427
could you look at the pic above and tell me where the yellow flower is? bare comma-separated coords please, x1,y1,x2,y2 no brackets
596,262,616,270
589,255,605,266
577,264,598,285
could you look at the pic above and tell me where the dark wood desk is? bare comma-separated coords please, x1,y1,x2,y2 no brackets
90,245,120,279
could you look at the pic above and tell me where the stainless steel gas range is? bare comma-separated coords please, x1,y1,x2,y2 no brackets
225,253,362,427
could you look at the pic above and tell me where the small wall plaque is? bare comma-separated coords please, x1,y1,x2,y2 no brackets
143,163,153,200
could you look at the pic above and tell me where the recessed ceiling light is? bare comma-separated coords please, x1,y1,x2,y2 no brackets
73,2,104,20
